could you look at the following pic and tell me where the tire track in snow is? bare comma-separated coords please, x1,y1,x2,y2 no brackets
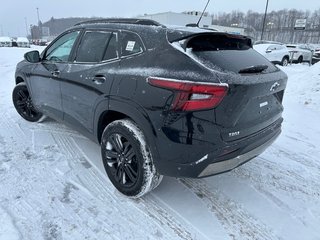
234,155,320,199
71,140,193,240
135,196,194,240
52,134,82,159
28,120,85,139
0,113,28,143
269,144,320,170
1,143,131,239
179,178,281,240
231,155,320,233
60,159,191,240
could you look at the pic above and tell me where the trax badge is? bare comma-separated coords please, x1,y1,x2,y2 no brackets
270,82,280,92
229,131,240,137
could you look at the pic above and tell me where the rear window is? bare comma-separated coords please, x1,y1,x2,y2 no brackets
184,34,278,74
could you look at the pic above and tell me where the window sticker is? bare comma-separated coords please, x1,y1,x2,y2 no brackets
126,41,136,51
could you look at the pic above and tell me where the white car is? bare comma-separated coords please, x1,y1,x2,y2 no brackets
312,48,320,65
253,43,290,66
0,36,12,47
286,44,312,63
16,37,30,48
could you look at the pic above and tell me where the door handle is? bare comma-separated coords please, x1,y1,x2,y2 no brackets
51,70,60,77
92,76,106,85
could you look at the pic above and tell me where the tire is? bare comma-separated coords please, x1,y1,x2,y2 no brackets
298,56,303,63
12,82,45,122
281,56,289,66
101,119,163,198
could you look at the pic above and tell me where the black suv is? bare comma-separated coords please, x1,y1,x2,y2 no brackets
13,19,287,197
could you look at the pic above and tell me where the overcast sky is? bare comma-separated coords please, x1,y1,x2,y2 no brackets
1,0,319,37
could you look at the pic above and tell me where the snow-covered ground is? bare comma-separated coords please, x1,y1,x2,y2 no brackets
0,46,319,240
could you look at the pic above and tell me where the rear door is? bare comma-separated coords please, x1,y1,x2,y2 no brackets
28,30,80,120
60,30,120,133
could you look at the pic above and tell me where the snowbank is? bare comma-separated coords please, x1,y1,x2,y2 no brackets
279,63,320,111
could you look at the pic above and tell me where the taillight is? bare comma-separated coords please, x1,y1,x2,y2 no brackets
147,77,228,111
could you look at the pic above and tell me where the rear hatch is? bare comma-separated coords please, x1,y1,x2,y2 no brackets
169,32,287,142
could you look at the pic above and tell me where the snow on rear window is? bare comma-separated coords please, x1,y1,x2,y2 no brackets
172,35,278,74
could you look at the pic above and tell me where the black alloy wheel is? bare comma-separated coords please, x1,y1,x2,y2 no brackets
12,83,43,122
105,133,139,187
101,119,162,197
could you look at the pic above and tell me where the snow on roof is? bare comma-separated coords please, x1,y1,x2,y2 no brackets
0,37,11,42
17,37,29,42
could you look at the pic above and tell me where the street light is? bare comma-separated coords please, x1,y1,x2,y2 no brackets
260,0,269,40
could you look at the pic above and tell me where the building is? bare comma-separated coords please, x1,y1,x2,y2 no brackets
140,12,244,35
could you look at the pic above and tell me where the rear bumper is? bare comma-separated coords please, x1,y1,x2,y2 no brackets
198,130,279,177
154,118,282,178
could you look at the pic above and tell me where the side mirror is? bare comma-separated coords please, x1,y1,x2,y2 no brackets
265,49,272,53
24,50,40,63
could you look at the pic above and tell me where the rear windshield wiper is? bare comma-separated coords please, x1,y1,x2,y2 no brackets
239,65,268,74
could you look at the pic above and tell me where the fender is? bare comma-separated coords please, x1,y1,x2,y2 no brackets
93,96,161,168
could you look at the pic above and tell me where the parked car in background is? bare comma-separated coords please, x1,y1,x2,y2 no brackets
286,44,312,63
312,48,320,64
253,43,290,66
17,37,30,48
254,40,283,45
31,39,47,46
13,18,287,197
0,37,13,47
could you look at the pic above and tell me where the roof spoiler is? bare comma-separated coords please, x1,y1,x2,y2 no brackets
168,32,253,50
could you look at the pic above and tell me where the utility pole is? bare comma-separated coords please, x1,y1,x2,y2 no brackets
36,7,41,39
24,17,28,36
36,7,40,26
30,24,34,40
260,0,269,40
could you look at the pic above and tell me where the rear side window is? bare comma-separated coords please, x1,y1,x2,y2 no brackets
76,31,118,63
121,32,143,57
184,34,278,73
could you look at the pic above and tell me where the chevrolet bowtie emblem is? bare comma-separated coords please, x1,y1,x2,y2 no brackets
270,82,280,92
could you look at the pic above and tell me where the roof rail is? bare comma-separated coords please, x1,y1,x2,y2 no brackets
74,18,165,27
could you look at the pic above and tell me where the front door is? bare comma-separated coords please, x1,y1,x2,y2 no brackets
60,30,120,133
28,30,81,120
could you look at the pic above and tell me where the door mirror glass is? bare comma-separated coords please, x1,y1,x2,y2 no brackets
24,50,40,63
